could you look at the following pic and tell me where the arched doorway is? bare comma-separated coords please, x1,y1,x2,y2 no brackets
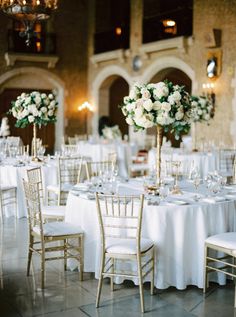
98,75,129,136
0,67,65,151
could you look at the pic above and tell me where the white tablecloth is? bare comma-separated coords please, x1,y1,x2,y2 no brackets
0,159,58,218
65,181,236,290
77,141,138,178
148,148,219,178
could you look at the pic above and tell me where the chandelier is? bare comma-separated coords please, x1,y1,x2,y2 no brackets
0,0,58,45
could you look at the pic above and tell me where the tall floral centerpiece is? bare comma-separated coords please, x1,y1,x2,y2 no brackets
121,80,192,186
9,91,58,160
190,95,213,151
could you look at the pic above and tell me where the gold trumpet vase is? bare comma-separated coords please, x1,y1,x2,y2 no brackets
32,123,41,162
156,125,164,187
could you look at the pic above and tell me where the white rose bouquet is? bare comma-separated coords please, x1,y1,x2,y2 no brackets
121,80,192,139
102,125,122,140
9,91,58,128
190,95,213,123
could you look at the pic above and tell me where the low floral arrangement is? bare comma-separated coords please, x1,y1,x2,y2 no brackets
190,95,213,122
9,91,58,128
102,125,122,140
121,80,192,139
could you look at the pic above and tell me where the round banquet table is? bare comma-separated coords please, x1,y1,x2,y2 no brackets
148,148,219,179
65,180,236,290
77,141,138,178
0,158,58,218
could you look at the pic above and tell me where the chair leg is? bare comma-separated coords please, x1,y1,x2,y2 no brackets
64,239,67,271
27,235,34,276
137,254,145,313
150,248,154,295
41,248,45,289
203,245,208,293
96,251,105,308
110,258,114,292
79,235,84,281
0,192,4,224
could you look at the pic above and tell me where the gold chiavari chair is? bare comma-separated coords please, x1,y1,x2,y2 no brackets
0,168,17,223
107,152,117,165
61,144,78,157
23,179,84,289
84,161,115,181
95,193,155,313
47,156,82,205
27,167,65,221
203,232,236,307
219,149,235,176
68,137,77,145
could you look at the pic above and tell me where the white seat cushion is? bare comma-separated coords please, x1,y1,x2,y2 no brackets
41,205,65,217
33,221,83,237
106,238,153,255
47,184,73,193
130,163,149,172
0,186,16,191
206,232,236,250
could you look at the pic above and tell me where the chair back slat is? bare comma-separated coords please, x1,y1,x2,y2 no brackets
58,157,83,186
23,180,43,235
27,167,44,201
96,193,144,245
85,161,115,181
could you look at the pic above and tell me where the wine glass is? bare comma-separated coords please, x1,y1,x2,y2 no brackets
159,184,169,201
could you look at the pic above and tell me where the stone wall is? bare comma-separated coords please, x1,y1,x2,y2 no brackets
89,0,236,147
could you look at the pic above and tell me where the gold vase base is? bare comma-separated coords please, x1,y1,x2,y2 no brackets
147,185,160,196
192,148,198,152
32,157,42,162
171,185,183,195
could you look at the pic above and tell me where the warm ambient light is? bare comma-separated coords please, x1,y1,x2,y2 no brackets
0,0,58,46
162,19,176,27
115,27,122,36
78,101,93,112
202,83,215,89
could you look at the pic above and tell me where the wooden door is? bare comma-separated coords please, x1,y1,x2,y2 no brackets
0,88,55,154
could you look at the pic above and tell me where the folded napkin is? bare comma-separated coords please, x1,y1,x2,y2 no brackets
202,196,226,203
165,199,189,205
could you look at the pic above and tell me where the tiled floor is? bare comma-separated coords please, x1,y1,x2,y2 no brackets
0,217,235,317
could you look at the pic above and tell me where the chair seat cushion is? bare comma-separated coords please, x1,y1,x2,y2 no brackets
106,238,153,255
0,186,16,191
47,184,73,193
33,221,83,237
41,205,65,217
206,232,236,250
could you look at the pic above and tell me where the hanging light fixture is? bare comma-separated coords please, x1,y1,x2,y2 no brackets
0,0,58,46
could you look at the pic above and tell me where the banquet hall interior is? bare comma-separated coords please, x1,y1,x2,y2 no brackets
1,0,236,316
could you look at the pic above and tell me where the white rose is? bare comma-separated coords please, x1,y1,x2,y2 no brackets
48,94,54,100
32,109,39,117
28,104,37,113
161,102,171,112
153,82,169,99
41,93,47,99
126,102,136,112
28,115,34,123
48,110,54,116
204,114,210,121
143,99,153,112
44,99,49,106
126,117,134,125
135,113,154,128
20,93,26,98
129,88,138,100
41,107,47,113
135,98,144,108
50,100,56,107
134,106,143,118
197,109,203,115
152,101,162,111
21,109,29,118
175,111,184,120
26,97,32,105
35,96,41,105
191,101,198,107
123,96,130,104
122,107,128,116
141,88,151,100
15,100,21,107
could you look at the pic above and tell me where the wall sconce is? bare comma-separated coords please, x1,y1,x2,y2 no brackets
202,82,216,117
78,101,93,134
